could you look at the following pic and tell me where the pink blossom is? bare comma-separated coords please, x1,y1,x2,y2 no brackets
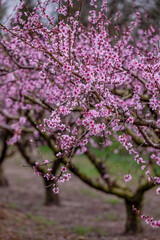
56,152,62,157
141,165,146,170
47,168,52,172
53,187,59,194
124,174,132,182
156,187,160,195
103,174,110,179
61,166,67,173
44,160,49,164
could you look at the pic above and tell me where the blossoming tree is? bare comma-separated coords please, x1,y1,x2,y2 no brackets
1,0,160,233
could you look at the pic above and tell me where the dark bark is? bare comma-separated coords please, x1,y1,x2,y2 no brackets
125,196,143,234
0,164,8,186
17,141,61,206
43,178,61,206
0,132,8,187
43,157,61,206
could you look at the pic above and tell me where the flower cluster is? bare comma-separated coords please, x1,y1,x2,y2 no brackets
132,205,160,228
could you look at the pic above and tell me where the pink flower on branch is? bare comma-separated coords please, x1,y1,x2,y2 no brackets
124,174,132,182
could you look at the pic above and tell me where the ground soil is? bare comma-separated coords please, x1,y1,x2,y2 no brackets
0,155,160,240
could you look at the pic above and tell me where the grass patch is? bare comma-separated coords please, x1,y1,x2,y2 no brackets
26,213,57,227
97,212,117,221
105,212,117,221
73,155,100,178
96,227,108,236
73,144,148,186
80,188,100,198
72,226,94,236
7,202,18,209
37,143,150,185
38,145,53,154
103,197,122,205
36,225,44,231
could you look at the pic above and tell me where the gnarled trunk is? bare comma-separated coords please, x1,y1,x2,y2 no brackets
0,164,8,187
43,178,61,206
0,132,8,187
17,142,61,206
125,196,143,234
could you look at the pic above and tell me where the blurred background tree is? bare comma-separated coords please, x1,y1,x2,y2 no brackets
107,0,160,29
0,1,7,24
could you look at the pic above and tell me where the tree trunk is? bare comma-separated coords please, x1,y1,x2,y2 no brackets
17,142,61,206
0,132,8,187
44,157,61,206
43,178,61,206
0,164,8,187
125,196,143,234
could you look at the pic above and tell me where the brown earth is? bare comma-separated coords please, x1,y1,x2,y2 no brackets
0,155,160,240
